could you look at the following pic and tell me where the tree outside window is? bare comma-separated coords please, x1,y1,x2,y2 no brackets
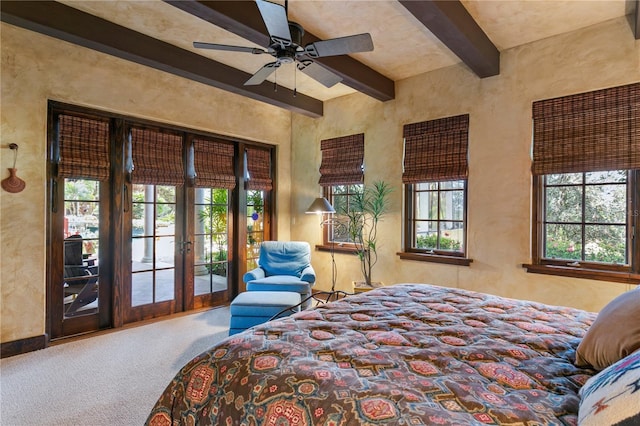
543,171,628,265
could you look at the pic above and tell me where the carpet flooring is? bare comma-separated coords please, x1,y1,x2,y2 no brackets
0,306,231,426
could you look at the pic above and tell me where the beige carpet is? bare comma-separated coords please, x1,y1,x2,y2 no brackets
0,306,231,426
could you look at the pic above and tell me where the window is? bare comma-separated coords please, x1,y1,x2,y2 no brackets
526,83,640,283
325,184,363,245
400,114,471,265
541,171,630,264
409,180,466,254
317,134,364,250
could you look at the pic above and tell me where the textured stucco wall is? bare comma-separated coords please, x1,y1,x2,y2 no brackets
0,23,292,343
292,16,639,312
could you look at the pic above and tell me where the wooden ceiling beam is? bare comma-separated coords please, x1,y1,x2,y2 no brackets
0,0,323,117
164,0,395,102
399,0,500,78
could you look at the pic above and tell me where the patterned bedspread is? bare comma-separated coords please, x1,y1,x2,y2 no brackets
147,284,597,425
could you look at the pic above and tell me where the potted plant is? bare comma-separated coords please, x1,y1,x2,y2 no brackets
340,180,393,288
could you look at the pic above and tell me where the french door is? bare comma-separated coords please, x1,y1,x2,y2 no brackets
47,103,274,340
124,185,232,322
124,184,187,322
192,188,232,309
48,177,111,338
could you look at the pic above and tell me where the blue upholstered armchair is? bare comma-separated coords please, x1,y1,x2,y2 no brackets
243,241,316,308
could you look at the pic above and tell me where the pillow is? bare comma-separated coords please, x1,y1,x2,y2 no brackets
578,350,640,425
575,288,640,371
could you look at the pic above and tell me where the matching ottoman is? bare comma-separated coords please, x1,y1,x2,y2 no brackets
229,291,301,336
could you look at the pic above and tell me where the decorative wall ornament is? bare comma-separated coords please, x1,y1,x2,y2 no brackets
2,143,26,193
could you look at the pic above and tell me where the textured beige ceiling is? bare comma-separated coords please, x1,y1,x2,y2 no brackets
61,0,630,101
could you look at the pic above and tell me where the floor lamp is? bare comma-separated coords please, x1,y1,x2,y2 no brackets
305,197,340,296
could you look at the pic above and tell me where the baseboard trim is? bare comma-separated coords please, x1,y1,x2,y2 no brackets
1,334,48,358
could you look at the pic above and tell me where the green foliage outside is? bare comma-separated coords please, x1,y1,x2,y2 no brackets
207,249,228,276
198,189,229,275
416,234,461,251
544,172,627,264
247,190,264,246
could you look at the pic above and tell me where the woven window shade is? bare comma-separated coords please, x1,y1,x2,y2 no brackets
131,128,184,185
193,139,236,189
402,114,469,184
57,114,110,181
318,133,364,186
246,147,272,190
532,82,640,175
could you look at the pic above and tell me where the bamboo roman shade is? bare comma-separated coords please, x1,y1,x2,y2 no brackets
57,114,110,181
402,114,469,184
532,82,640,175
193,138,236,189
245,147,272,190
131,127,184,185
318,133,364,186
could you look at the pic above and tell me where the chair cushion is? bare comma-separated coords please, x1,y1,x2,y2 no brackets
230,291,301,317
247,276,311,293
259,241,310,277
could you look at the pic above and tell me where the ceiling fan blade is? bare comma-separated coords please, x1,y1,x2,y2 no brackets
297,60,342,88
256,0,292,46
193,42,267,55
303,33,373,58
245,62,280,86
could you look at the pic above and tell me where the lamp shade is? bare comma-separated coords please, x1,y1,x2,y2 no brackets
305,197,335,214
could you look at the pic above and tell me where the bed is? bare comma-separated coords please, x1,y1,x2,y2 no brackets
146,283,640,425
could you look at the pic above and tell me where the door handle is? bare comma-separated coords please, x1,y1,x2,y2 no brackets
179,241,192,254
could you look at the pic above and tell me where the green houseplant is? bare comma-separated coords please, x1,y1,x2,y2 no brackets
340,180,393,287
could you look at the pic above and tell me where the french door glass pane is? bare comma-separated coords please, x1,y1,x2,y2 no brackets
194,188,229,296
63,179,100,318
247,190,264,270
131,184,176,306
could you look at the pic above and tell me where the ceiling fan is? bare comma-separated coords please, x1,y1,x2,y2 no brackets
193,0,374,88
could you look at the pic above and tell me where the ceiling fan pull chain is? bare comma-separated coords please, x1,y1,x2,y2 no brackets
294,65,297,97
